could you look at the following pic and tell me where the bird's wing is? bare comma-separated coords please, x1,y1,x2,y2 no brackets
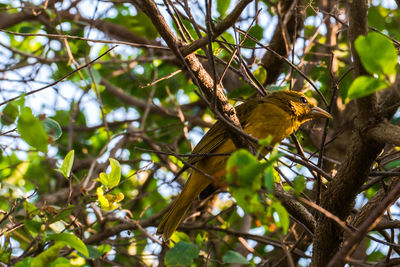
187,120,227,165
172,121,226,180
187,99,256,165
173,99,258,179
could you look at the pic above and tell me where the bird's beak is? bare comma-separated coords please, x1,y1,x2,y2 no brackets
311,106,332,119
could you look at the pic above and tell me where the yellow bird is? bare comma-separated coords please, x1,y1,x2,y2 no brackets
157,90,332,240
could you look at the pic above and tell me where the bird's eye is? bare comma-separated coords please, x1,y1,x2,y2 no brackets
300,97,308,104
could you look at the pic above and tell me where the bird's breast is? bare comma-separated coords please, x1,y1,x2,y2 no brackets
243,103,296,145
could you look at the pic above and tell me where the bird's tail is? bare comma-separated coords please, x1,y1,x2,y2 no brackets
157,174,210,241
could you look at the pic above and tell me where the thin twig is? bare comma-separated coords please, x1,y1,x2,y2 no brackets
0,46,117,107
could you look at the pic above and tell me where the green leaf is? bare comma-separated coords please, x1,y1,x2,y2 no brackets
98,191,124,211
268,85,289,92
108,158,121,188
97,244,112,254
228,85,256,98
226,149,257,172
52,205,75,222
273,202,289,233
217,0,230,17
259,136,274,147
95,158,121,188
347,76,388,101
265,150,283,167
246,150,280,192
241,25,264,47
31,242,65,267
47,257,71,267
84,67,101,84
14,257,33,267
55,150,75,179
19,26,37,33
87,246,102,259
164,241,199,266
86,244,112,259
264,164,275,190
170,231,191,245
222,250,249,264
23,201,39,215
97,173,108,186
367,6,386,31
226,149,263,187
226,149,279,215
1,101,19,125
96,84,106,93
253,67,267,85
23,219,42,236
17,107,48,152
384,160,400,169
230,187,263,214
49,221,65,233
129,12,159,39
355,32,398,76
47,233,89,257
15,95,25,107
293,175,306,195
42,118,62,141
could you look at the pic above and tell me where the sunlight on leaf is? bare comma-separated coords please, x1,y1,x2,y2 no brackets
95,158,121,188
17,107,48,153
47,233,89,258
347,76,388,101
355,32,398,76
55,150,75,179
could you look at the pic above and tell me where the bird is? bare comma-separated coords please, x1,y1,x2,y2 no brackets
156,90,332,241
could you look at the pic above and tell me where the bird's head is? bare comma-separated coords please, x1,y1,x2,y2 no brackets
269,90,332,123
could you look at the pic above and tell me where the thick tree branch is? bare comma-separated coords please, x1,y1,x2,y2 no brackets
349,0,378,119
133,0,252,151
0,6,246,93
0,8,158,47
58,11,158,46
133,0,182,55
312,1,386,265
374,218,400,231
179,0,253,56
0,10,35,29
367,122,400,146
261,0,305,85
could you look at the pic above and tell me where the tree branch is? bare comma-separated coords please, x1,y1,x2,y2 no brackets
327,179,400,266
133,0,252,151
179,0,253,56
349,0,378,119
312,0,387,265
261,0,305,85
274,184,316,233
367,122,400,146
352,176,400,229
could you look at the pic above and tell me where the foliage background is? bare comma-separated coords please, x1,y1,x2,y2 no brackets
0,0,400,266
